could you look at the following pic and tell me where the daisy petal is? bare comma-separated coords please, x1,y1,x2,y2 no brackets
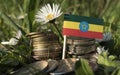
1,41,9,45
35,3,63,24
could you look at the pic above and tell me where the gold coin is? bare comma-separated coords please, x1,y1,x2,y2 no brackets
33,48,48,51
32,41,48,45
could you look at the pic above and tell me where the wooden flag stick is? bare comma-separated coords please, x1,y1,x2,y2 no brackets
62,35,67,59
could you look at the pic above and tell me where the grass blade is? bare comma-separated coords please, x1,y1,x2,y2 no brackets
75,58,94,75
0,12,26,35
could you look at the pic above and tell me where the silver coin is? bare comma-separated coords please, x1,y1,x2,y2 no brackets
33,55,49,60
13,60,48,75
50,58,77,74
73,40,95,45
75,45,96,55
45,60,58,73
67,39,73,44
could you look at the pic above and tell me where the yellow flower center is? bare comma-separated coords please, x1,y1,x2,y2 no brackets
46,14,54,20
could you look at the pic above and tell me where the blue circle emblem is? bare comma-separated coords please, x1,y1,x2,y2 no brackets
79,21,89,32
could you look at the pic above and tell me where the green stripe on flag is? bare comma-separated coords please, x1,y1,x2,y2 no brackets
64,14,104,25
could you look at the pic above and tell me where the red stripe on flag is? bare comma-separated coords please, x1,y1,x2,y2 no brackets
63,28,103,39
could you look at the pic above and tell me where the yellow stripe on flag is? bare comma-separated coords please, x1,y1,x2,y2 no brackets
89,24,103,32
63,21,103,32
63,21,79,29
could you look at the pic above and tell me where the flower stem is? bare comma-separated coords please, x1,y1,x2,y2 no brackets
52,22,63,40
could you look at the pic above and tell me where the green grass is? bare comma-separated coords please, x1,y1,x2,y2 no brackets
0,0,120,75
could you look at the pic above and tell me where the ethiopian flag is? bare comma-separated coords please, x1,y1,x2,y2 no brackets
63,14,104,39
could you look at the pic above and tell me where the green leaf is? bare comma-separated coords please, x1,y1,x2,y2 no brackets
97,51,120,68
72,0,79,14
61,0,69,12
0,12,26,35
111,67,120,75
23,0,30,13
27,0,38,32
75,58,94,75
1,58,19,66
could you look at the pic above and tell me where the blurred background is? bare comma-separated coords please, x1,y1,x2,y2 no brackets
0,0,120,75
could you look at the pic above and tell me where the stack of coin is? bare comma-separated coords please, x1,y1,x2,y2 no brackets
46,32,62,60
67,36,96,56
27,32,62,60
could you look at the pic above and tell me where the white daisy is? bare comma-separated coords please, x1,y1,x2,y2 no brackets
15,30,22,39
35,3,63,24
94,46,108,59
102,32,112,41
96,47,107,54
1,30,22,45
96,32,112,43
1,38,19,45
17,14,27,20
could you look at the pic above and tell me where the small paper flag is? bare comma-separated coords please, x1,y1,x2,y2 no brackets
63,14,104,39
